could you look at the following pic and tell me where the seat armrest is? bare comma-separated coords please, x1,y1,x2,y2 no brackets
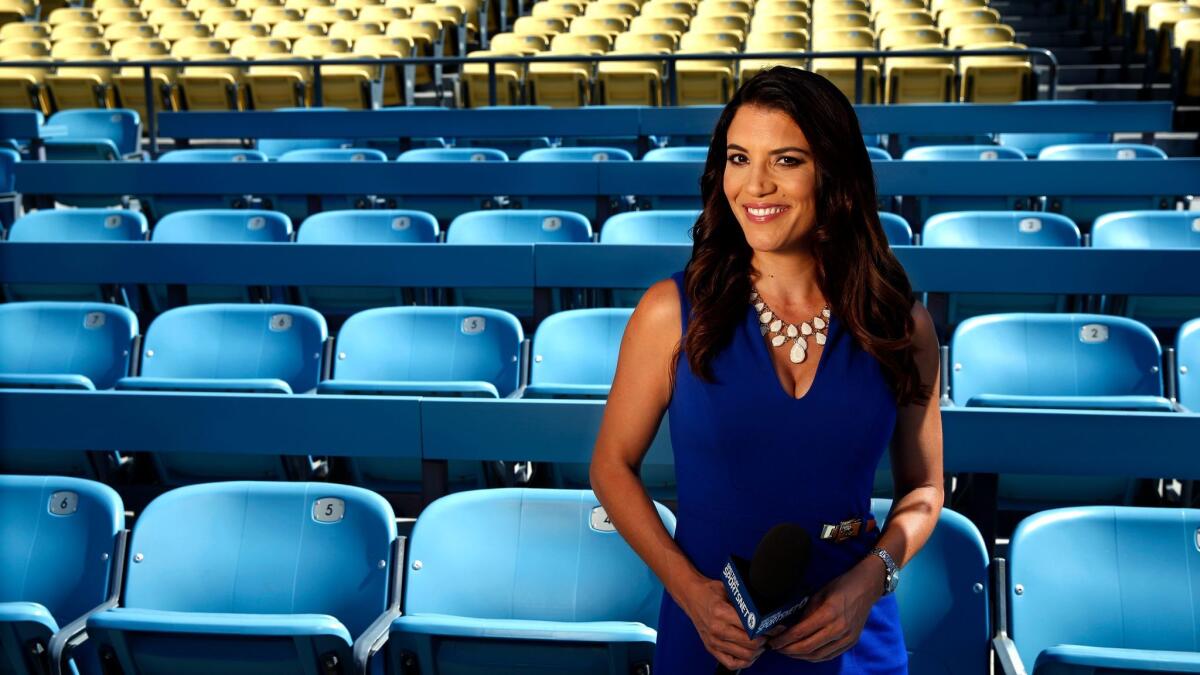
1034,645,1200,674
50,530,127,675
0,373,96,390
116,377,293,394
352,537,406,675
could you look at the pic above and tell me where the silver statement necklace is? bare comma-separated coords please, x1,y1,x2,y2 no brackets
750,287,831,364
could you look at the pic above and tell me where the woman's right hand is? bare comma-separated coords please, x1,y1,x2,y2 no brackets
680,578,768,671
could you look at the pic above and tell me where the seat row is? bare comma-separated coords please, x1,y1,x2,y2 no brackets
3,474,1198,675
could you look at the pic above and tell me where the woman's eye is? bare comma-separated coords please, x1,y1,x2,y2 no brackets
777,155,804,167
727,153,748,165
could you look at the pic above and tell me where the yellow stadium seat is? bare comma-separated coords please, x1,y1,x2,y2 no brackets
493,31,550,52
173,37,241,110
285,0,333,8
111,37,178,119
385,0,433,9
812,28,880,102
945,22,1013,46
93,0,137,10
871,0,926,16
357,4,409,21
569,16,629,38
740,29,808,80
47,8,99,25
292,35,376,107
614,30,675,51
640,0,695,18
348,34,411,104
675,46,734,103
0,55,51,112
336,0,384,8
528,51,594,106
814,10,871,29
46,39,115,109
937,7,1001,29
97,7,146,25
271,20,328,38
812,0,868,14
305,5,358,22
1148,3,1200,73
598,47,667,105
551,31,612,52
385,19,441,84
237,0,284,9
251,5,304,22
0,38,50,59
213,21,271,38
532,1,584,18
242,37,309,108
678,30,741,50
329,20,383,38
512,16,568,40
695,0,751,17
756,0,810,13
1176,18,1200,99
146,8,202,25
190,0,236,10
929,0,986,14
629,14,688,38
875,9,936,34
461,49,525,105
750,12,810,32
0,21,49,40
411,4,469,52
879,24,942,48
200,6,251,22
959,42,1033,102
585,1,639,19
884,45,954,102
50,22,105,41
142,0,187,10
158,22,213,40
688,14,747,38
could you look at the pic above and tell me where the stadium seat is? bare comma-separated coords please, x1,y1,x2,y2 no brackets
256,135,351,159
951,313,1172,509
811,28,881,103
0,147,17,229
599,209,697,244
44,39,115,111
879,211,913,246
0,475,125,675
995,131,1109,157
1037,143,1169,160
1037,143,1175,227
398,147,508,161
871,499,991,675
642,146,707,161
318,305,524,492
446,209,592,318
868,146,893,161
0,302,138,476
4,208,147,304
271,147,388,222
1091,211,1200,328
388,488,674,675
87,481,401,675
884,46,956,104
43,109,141,162
517,147,633,220
295,209,440,318
526,308,631,399
145,149,268,219
0,40,51,113
461,50,526,107
1177,318,1200,411
147,209,292,310
1002,506,1200,675
900,145,1030,225
391,147,508,222
923,211,1081,325
115,304,328,483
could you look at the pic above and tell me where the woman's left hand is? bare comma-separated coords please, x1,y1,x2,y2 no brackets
767,557,885,661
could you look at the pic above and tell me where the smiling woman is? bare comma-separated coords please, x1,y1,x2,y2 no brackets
590,67,945,674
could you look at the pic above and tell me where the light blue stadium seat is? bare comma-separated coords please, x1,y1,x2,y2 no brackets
1,475,124,675
871,499,990,675
900,145,1030,226
5,209,147,304
599,210,696,306
1039,145,1175,227
1004,506,1200,675
0,147,19,230
271,148,389,223
43,110,141,161
995,131,1109,157
87,481,400,675
319,305,523,493
116,304,328,483
391,147,508,223
148,209,292,311
879,212,913,246
518,147,634,221
867,146,892,161
1178,318,1200,412
642,146,707,162
1091,211,1200,328
388,488,674,675
0,302,137,477
453,106,554,158
145,150,268,220
256,137,349,159
923,211,1081,325
951,313,1171,509
296,209,439,318
446,210,592,319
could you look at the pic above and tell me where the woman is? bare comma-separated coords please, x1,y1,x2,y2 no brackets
589,67,944,674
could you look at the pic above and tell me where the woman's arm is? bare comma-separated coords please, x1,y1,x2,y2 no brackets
590,279,767,671
769,300,945,661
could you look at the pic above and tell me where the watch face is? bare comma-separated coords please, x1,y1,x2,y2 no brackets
886,571,899,593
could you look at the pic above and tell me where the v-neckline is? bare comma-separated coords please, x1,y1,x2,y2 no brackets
749,304,834,403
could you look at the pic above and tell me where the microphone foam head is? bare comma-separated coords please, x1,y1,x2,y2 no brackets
748,523,813,610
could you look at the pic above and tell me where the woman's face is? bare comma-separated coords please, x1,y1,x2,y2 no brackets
722,104,819,254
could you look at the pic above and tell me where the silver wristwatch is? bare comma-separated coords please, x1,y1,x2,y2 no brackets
869,547,899,595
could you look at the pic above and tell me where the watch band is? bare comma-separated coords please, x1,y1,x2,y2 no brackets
869,546,898,595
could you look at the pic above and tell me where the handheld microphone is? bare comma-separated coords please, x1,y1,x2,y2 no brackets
715,523,813,675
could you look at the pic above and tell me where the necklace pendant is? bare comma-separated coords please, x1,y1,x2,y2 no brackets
789,339,807,364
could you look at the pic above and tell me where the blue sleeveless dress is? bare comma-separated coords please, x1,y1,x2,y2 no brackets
654,270,908,674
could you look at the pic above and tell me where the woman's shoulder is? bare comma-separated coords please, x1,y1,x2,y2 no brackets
633,276,684,337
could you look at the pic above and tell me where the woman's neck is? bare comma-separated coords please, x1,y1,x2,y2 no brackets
750,249,824,309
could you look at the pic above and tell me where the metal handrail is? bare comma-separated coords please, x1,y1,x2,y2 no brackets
4,46,1057,154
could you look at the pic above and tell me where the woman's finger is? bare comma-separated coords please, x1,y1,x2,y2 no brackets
775,622,842,657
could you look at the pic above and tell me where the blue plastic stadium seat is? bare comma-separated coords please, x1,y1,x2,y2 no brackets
0,302,138,477
923,211,1081,325
900,145,1030,225
951,313,1171,509
87,482,400,675
256,137,349,159
389,489,674,675
642,146,707,162
148,209,292,310
319,305,523,493
397,147,509,162
296,209,440,318
518,147,634,220
871,499,990,675
526,308,629,397
158,149,269,162
271,148,389,223
116,304,328,483
5,209,147,304
42,109,141,161
1178,318,1200,412
995,131,1109,157
389,147,509,222
1,475,125,675
144,150,268,220
1004,506,1200,675
867,146,892,161
1038,145,1174,227
0,147,19,229
879,212,913,246
446,210,592,319
1091,211,1200,328
599,209,697,245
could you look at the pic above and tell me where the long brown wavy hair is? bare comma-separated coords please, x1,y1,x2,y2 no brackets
679,67,930,407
